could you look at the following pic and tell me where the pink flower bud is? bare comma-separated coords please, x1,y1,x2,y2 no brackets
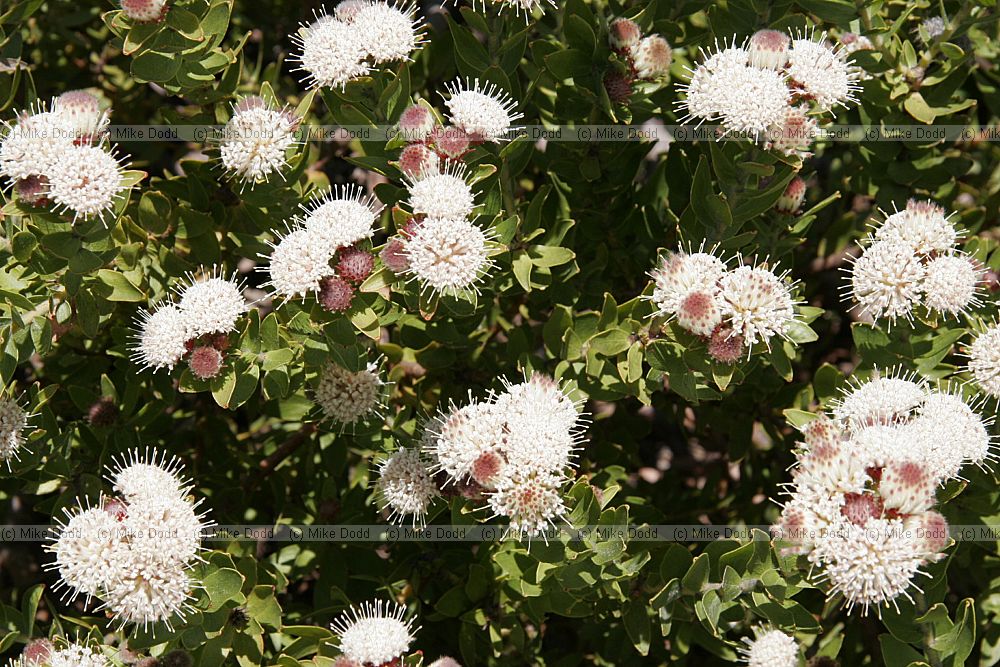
336,246,375,284
775,176,806,214
189,345,224,379
609,18,642,50
318,276,354,312
398,104,436,141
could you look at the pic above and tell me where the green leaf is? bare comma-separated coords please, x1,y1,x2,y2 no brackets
131,50,181,83
96,269,145,302
623,600,651,656
203,567,245,611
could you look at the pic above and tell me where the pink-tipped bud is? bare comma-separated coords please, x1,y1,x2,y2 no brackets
22,639,54,665
380,238,410,273
707,325,744,364
431,126,472,159
776,177,806,214
398,104,437,141
15,175,49,206
840,492,883,526
318,276,354,312
471,450,503,487
768,108,815,158
55,90,105,142
189,345,224,379
773,506,807,550
603,70,634,104
428,659,463,667
121,0,169,23
801,415,842,451
87,396,119,427
676,290,722,337
398,143,439,179
880,461,936,515
104,498,128,521
911,511,949,556
334,0,367,23
336,246,375,284
609,18,642,50
748,29,791,70
631,35,673,80
234,95,268,114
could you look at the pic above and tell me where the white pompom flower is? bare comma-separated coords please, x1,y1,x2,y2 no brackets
424,399,507,483
49,504,129,602
739,626,799,667
301,185,383,253
0,105,76,185
443,78,522,142
101,563,195,631
54,90,109,141
291,12,370,89
848,239,925,324
405,162,475,221
376,447,439,527
265,225,336,301
874,199,957,255
921,253,982,317
176,271,247,338
46,144,128,223
44,643,109,667
402,217,493,296
331,600,417,666
831,369,928,430
107,447,191,502
785,32,862,112
314,360,386,425
717,262,797,350
219,96,299,186
649,248,727,316
131,303,190,372
0,395,30,469
677,42,791,137
352,2,424,64
968,322,1000,399
488,470,568,537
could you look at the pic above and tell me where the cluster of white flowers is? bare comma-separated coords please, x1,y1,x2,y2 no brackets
314,357,386,426
330,599,417,665
849,199,982,324
219,96,299,186
678,29,862,155
775,369,993,613
132,268,246,374
7,640,110,667
290,2,424,90
1,91,129,222
968,322,1000,399
0,395,30,469
265,186,382,307
738,626,799,667
392,373,588,536
46,449,211,630
648,247,798,360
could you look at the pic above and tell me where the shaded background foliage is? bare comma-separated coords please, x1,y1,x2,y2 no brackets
2,0,1000,665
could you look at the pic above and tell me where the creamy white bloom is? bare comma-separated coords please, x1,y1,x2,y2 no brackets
739,627,799,667
266,226,335,300
426,400,507,482
376,448,439,526
969,323,1000,398
101,564,193,630
875,200,956,255
488,470,567,536
291,13,369,89
880,460,936,514
331,600,416,666
353,2,423,64
46,644,109,667
47,144,126,222
786,33,861,111
832,372,928,430
766,105,816,158
302,185,382,253
443,78,522,142
495,375,582,476
107,447,190,502
910,391,992,474
177,272,247,338
717,264,796,349
49,505,128,601
54,90,108,140
403,218,492,295
678,43,791,136
0,107,76,185
220,97,298,184
921,253,981,316
649,249,727,315
315,361,385,425
0,397,29,468
406,166,476,220
132,303,189,372
123,495,206,568
849,239,925,323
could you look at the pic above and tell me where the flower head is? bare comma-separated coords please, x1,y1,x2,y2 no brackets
54,90,108,141
331,600,417,666
219,97,299,185
47,144,127,222
302,185,383,253
776,176,806,214
352,2,424,65
0,396,29,469
609,18,641,50
968,322,1000,399
707,325,744,363
107,448,190,502
921,253,981,316
336,246,375,284
874,199,957,255
376,448,439,526
831,370,928,430
488,470,567,536
398,143,439,178
880,461,936,514
405,165,476,220
631,35,672,80
739,627,799,667
766,106,816,158
121,0,169,22
398,104,437,141
649,248,727,315
1,106,75,185
318,275,355,312
315,360,385,425
675,290,723,336
848,240,925,323
176,271,247,338
786,32,862,112
131,303,189,372
291,13,369,89
403,217,492,295
188,346,224,379
443,78,522,142
42,643,109,667
425,400,507,482
717,263,796,349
